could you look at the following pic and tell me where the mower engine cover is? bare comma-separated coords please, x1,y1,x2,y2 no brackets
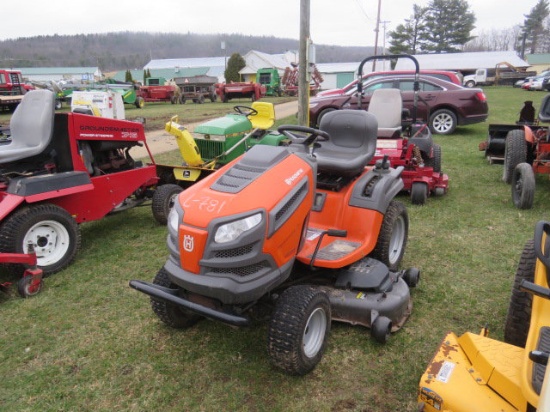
164,145,316,304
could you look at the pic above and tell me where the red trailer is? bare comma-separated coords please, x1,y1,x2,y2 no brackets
215,82,266,103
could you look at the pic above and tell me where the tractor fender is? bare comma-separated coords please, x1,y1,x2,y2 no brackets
0,192,25,221
409,134,434,155
349,166,404,214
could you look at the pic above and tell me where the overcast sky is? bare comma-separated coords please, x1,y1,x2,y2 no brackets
1,0,536,48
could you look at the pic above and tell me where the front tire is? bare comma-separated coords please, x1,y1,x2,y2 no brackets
0,204,80,276
504,239,535,347
511,163,535,209
152,184,183,225
151,268,202,329
371,200,408,271
410,182,428,205
429,109,457,135
267,286,331,375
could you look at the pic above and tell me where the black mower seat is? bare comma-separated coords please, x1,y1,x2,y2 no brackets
315,109,378,177
0,89,55,164
367,88,403,138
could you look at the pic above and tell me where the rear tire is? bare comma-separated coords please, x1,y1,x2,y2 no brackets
267,286,331,375
371,201,408,271
511,163,535,209
152,184,183,225
504,239,535,347
429,109,457,135
151,268,202,329
424,144,442,173
0,204,80,276
503,129,527,184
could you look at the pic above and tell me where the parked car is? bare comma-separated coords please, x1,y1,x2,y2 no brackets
309,75,489,135
316,70,462,98
523,71,550,91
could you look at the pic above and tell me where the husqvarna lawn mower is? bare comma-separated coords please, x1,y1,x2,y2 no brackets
130,109,420,375
356,54,449,205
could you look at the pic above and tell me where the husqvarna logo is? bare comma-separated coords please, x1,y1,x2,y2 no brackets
285,168,304,185
183,235,194,252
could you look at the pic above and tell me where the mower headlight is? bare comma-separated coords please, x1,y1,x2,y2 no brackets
168,203,183,234
215,213,262,244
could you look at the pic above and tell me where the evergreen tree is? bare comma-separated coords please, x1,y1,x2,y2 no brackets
125,69,133,82
388,5,427,54
518,0,550,55
422,0,476,53
224,53,246,82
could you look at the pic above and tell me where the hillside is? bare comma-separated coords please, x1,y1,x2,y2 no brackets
0,32,374,71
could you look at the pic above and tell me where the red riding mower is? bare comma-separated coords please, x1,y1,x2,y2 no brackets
130,109,420,375
0,90,178,294
354,55,449,205
499,95,550,209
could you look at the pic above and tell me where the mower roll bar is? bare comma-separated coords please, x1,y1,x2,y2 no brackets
356,54,420,123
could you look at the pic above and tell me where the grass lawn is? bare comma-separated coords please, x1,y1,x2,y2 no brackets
1,87,550,411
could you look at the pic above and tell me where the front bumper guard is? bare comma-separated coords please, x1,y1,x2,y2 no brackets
129,280,251,327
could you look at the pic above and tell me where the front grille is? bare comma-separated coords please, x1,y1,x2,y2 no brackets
196,139,224,162
213,243,255,259
208,261,271,278
275,183,306,222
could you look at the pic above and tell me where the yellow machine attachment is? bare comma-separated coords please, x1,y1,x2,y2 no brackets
418,221,550,411
164,116,205,168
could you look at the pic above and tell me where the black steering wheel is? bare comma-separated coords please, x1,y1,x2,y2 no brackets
234,105,258,116
277,125,330,146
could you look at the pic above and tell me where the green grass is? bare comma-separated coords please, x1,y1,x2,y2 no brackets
2,87,550,411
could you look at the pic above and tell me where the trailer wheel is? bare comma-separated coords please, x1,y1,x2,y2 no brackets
179,96,186,104
511,163,535,209
0,204,80,276
152,184,183,225
503,129,527,183
371,200,408,271
429,109,457,135
371,316,392,343
504,239,535,347
410,182,428,205
267,286,331,375
151,268,202,329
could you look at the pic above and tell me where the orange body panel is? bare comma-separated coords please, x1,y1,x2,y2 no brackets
178,152,315,271
297,173,384,268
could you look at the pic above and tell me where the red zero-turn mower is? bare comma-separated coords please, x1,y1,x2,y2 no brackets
355,55,449,205
130,109,420,375
0,89,180,287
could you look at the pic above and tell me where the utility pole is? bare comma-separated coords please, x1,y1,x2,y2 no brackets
298,0,310,126
372,0,382,72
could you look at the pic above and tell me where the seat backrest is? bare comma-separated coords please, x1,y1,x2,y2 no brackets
0,89,55,163
367,88,403,138
315,109,378,177
249,101,275,130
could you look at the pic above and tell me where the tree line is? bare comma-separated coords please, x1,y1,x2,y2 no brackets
0,32,373,72
388,0,550,57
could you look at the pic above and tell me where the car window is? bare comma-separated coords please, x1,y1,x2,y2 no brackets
364,80,395,94
395,80,442,92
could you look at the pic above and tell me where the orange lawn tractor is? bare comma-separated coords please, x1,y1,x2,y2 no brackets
130,109,420,375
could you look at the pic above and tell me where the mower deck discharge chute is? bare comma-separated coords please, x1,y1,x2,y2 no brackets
130,109,420,375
